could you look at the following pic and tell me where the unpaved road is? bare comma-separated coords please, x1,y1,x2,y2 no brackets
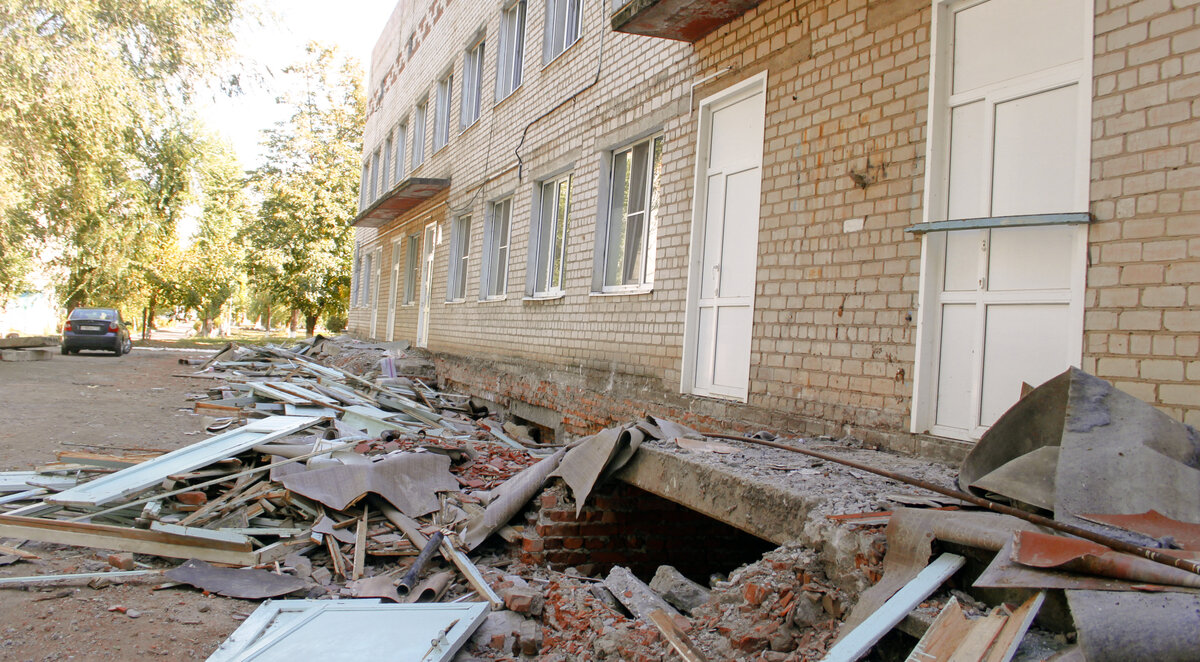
0,346,256,661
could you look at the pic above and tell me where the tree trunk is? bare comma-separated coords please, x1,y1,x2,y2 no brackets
145,292,157,338
263,299,272,332
141,306,150,340
305,314,318,337
289,308,299,334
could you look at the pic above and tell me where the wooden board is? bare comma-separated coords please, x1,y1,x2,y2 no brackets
0,514,258,565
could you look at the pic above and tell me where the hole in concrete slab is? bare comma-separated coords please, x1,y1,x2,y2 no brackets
520,482,776,586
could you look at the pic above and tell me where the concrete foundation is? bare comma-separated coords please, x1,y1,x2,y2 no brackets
1,348,54,362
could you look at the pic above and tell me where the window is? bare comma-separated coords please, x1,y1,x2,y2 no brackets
359,164,370,211
412,100,427,168
370,148,382,201
601,135,663,289
461,40,484,129
383,133,394,189
434,73,452,152
362,251,374,306
530,173,572,295
403,233,421,304
394,123,407,183
543,0,581,63
482,198,513,298
447,215,472,301
496,1,526,100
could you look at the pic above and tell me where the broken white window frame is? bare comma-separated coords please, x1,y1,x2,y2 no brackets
594,133,664,294
910,0,1093,441
543,0,582,65
433,72,453,153
412,99,428,169
403,232,421,305
461,39,485,130
393,121,408,183
526,172,573,298
446,214,472,302
480,196,513,300
496,0,527,102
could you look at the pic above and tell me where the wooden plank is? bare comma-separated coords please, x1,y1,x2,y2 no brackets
150,521,252,546
352,506,368,580
907,598,972,662
948,610,1008,662
49,416,321,507
649,609,709,662
821,554,966,662
0,514,258,565
0,544,39,560
439,538,503,610
982,593,1044,662
0,569,164,585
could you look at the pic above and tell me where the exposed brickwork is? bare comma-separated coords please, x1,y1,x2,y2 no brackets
518,482,775,582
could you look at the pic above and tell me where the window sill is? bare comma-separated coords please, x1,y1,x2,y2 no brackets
493,84,522,108
459,117,480,135
444,298,467,305
905,212,1092,234
523,292,565,302
541,35,582,70
590,286,653,297
479,294,508,303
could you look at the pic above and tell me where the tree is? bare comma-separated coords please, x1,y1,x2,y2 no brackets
0,0,244,310
243,43,363,337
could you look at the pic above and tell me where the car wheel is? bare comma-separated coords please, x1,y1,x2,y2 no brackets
60,345,69,356
113,341,123,357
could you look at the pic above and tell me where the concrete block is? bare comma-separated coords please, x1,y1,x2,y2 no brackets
0,348,53,362
649,564,711,614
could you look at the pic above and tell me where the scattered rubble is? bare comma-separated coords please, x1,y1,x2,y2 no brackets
1,341,1198,661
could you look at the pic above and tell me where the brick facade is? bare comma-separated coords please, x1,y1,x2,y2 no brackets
350,0,1200,452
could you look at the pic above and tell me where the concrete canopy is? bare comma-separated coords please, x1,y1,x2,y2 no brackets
351,177,450,228
610,0,767,42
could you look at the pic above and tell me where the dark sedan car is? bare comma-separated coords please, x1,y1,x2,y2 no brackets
61,308,133,356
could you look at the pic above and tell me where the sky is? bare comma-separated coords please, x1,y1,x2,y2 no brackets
198,0,398,170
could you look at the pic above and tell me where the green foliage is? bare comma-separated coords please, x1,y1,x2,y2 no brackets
242,43,364,336
0,0,244,310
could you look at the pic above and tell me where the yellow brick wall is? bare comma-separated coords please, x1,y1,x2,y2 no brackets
351,0,1200,444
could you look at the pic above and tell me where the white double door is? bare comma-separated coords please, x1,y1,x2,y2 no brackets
916,0,1092,439
684,74,766,401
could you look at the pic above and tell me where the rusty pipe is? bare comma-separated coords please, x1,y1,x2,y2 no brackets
705,433,1200,577
397,531,445,596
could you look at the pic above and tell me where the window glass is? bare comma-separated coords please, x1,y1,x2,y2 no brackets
485,198,513,297
412,101,427,168
434,74,452,151
603,136,663,288
533,174,571,294
544,0,582,63
448,216,472,300
496,1,526,99
462,41,484,128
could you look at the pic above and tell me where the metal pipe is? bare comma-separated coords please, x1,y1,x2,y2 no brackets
705,433,1200,577
397,531,445,596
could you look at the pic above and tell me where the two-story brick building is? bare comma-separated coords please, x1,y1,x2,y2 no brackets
349,0,1200,459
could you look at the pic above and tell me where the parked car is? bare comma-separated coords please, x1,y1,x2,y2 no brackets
61,308,133,356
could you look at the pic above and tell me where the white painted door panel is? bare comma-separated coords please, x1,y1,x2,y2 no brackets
917,0,1090,440
687,80,766,401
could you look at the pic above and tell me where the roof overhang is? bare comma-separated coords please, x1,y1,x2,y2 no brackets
350,177,451,228
611,0,766,42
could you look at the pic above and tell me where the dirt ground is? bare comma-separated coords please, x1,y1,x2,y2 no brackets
0,344,258,662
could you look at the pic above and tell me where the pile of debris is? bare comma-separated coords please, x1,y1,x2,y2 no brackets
3,338,1200,661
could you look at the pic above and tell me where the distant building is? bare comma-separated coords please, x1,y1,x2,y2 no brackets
350,0,1200,458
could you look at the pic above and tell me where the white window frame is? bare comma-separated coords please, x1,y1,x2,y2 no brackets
351,248,362,306
527,173,572,297
461,40,484,130
362,251,374,307
382,132,394,190
910,0,1094,439
370,148,381,201
447,215,472,302
412,100,428,169
496,1,527,101
434,73,452,152
403,233,421,305
481,197,513,300
543,0,582,65
393,122,408,183
359,163,370,211
596,134,663,293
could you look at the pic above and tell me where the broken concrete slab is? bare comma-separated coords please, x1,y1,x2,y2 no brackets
0,348,54,361
604,565,682,624
1067,590,1200,662
650,565,711,614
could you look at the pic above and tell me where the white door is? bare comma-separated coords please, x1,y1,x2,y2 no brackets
683,74,766,401
369,248,381,339
914,0,1092,439
416,223,436,348
386,241,401,342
